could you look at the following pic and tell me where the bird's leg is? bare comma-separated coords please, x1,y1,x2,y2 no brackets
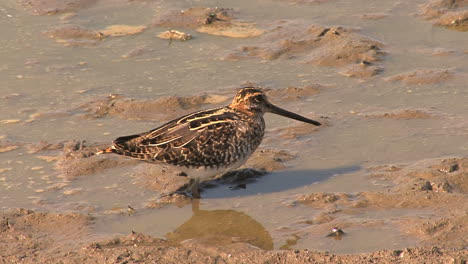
188,178,201,198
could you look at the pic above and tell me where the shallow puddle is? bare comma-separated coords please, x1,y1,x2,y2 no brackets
1,0,467,255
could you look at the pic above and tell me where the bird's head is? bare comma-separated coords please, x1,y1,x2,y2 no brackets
229,87,321,126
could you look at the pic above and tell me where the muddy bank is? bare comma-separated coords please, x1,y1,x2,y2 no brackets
1,208,466,263
293,157,468,250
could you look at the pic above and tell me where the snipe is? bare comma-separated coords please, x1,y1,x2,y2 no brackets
98,87,321,197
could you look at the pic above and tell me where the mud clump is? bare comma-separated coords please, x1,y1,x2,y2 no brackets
385,68,455,85
157,30,192,41
244,148,296,172
0,137,22,153
26,140,65,153
132,163,190,195
366,109,434,120
99,25,147,37
19,0,97,15
226,21,385,77
265,85,322,100
419,0,468,31
43,25,104,46
153,7,263,38
359,13,389,20
43,24,147,46
339,62,383,78
76,93,229,121
296,192,351,208
153,7,235,29
55,140,138,180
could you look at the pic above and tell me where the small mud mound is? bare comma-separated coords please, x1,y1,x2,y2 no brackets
365,109,435,120
43,24,147,46
43,25,104,46
296,192,352,208
153,7,263,38
131,163,190,195
265,85,322,101
75,93,229,121
419,0,468,31
385,68,456,85
54,140,138,180
244,148,296,172
226,21,385,77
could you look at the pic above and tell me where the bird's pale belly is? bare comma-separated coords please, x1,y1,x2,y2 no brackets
178,155,250,181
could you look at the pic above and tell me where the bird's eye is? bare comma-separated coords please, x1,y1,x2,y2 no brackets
253,95,263,102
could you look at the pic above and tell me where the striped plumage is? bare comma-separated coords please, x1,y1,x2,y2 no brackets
99,87,321,197
111,107,265,169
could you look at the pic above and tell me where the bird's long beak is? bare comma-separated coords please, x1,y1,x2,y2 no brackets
267,103,321,126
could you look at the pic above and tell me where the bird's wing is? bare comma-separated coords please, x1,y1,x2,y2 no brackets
111,107,240,165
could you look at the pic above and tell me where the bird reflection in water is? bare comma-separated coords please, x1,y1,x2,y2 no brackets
166,199,273,250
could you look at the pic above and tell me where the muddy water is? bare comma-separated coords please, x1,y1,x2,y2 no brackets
1,0,467,254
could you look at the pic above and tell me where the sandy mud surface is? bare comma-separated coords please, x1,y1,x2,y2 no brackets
1,0,467,263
